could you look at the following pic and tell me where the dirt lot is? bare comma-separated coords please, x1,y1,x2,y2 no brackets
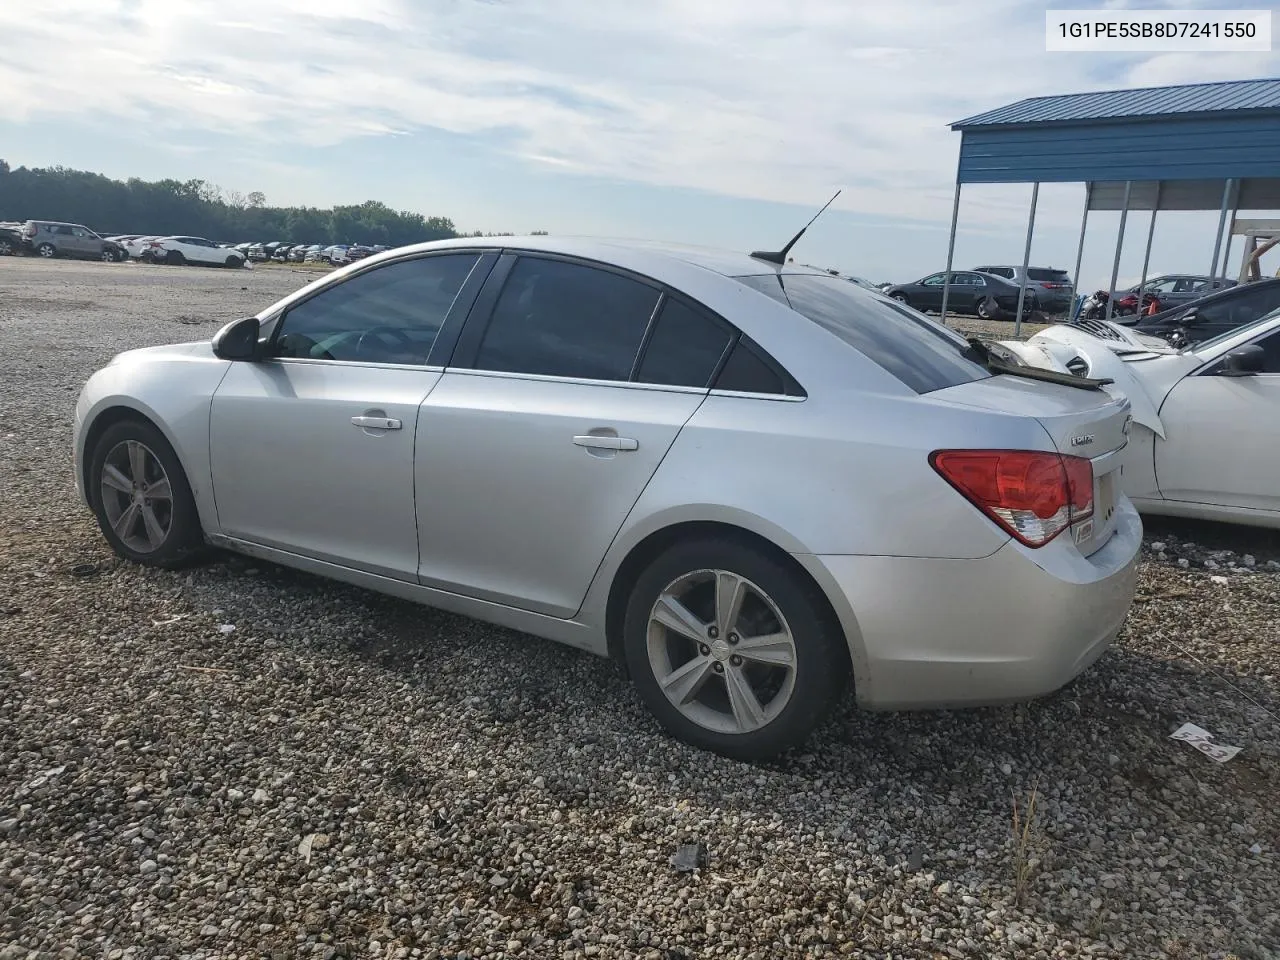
1,257,1279,960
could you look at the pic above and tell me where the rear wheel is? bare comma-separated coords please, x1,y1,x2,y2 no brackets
37,243,56,258
0,239,12,256
165,250,185,266
623,537,848,761
890,292,909,305
89,419,205,568
977,296,1002,320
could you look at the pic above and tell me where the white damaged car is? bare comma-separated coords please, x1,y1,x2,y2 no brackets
998,312,1280,529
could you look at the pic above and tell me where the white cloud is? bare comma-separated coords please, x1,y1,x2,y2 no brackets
1,0,1277,228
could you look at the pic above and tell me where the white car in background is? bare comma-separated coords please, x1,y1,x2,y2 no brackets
999,312,1280,529
145,236,247,268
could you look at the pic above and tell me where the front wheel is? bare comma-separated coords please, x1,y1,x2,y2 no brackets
101,249,116,262
977,296,1003,320
0,239,12,256
165,250,185,266
623,537,849,761
225,255,241,268
37,243,56,258
890,292,909,305
89,419,205,568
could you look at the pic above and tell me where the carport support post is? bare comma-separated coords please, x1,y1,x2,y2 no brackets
1139,182,1161,293
1105,181,1133,322
1071,182,1091,321
939,179,962,325
1208,179,1234,280
1218,182,1241,282
1014,181,1040,337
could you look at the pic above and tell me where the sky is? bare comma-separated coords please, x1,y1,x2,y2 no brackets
1,0,1278,288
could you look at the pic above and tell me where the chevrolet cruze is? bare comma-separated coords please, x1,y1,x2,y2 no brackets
73,236,1141,759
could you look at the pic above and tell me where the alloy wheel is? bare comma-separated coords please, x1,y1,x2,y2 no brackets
647,569,798,735
99,440,174,553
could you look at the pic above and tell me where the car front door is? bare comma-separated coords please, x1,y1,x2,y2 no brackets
1183,283,1280,342
916,273,946,310
209,250,493,579
414,254,729,618
1155,325,1280,513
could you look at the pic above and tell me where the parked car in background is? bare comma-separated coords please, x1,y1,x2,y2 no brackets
345,244,375,263
234,242,254,257
973,265,1075,314
72,236,1139,759
1124,274,1235,311
146,236,247,268
303,245,329,263
322,244,350,264
0,222,22,256
246,243,268,262
21,221,127,261
885,270,1033,320
999,310,1280,529
1109,278,1280,348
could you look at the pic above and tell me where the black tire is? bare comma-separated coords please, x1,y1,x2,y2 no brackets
101,249,115,262
225,255,241,268
0,239,12,256
622,537,849,761
977,296,1002,321
37,243,56,258
890,292,909,306
115,249,128,262
165,250,185,266
88,419,206,569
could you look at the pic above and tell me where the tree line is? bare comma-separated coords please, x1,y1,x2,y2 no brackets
0,160,543,247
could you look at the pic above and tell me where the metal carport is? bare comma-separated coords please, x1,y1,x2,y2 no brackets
943,77,1280,332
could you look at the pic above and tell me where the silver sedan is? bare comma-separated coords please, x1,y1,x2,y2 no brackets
73,237,1141,759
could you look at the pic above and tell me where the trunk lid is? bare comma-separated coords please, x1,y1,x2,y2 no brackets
929,374,1133,556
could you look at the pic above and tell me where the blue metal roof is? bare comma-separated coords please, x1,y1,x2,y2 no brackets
953,77,1280,128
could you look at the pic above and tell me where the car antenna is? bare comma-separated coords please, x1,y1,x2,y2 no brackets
750,189,842,265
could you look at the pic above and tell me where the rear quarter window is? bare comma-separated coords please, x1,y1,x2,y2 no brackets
735,273,990,394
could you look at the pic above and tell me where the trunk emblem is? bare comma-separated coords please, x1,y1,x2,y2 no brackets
1070,434,1095,447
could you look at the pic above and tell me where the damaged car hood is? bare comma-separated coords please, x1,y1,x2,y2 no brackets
997,323,1200,440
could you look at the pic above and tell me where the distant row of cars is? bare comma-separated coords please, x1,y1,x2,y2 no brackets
229,241,387,265
0,220,391,270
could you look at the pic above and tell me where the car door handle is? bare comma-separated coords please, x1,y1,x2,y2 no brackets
573,435,638,451
351,416,402,430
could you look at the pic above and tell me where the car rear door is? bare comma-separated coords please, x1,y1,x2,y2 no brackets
414,253,730,618
209,250,493,580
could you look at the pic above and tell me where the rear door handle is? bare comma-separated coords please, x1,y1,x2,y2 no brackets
351,416,402,430
573,435,638,451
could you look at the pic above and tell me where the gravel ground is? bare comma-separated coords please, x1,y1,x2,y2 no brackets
1,257,1278,960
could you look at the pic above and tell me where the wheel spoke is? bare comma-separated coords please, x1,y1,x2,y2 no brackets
112,502,140,538
145,476,172,501
659,656,715,705
140,504,166,547
733,631,795,668
126,441,148,484
652,594,708,643
724,665,766,731
714,571,747,636
102,464,132,494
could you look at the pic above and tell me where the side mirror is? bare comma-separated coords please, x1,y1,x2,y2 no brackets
1218,344,1265,377
212,316,261,361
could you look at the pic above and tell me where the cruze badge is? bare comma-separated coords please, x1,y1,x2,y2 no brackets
1070,434,1095,447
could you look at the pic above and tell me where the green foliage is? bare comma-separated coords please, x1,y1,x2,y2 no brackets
0,161,462,247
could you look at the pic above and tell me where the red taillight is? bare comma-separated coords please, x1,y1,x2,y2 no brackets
930,450,1094,547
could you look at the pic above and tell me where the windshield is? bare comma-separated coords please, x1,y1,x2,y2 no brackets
1188,305,1280,355
734,273,990,394
1028,268,1070,283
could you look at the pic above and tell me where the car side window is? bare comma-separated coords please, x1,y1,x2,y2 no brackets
921,274,944,286
472,257,660,381
636,296,733,388
273,253,480,365
1173,278,1198,293
1197,285,1280,327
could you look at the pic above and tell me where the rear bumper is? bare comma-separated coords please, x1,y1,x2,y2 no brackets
796,497,1141,710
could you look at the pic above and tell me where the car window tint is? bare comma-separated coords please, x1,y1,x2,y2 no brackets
714,338,786,394
1196,284,1280,327
274,253,479,365
474,257,659,381
1027,268,1070,282
736,273,989,394
636,297,733,388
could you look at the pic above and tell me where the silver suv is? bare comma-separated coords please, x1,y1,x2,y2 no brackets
23,221,126,261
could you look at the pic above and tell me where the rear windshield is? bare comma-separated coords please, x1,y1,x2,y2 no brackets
734,273,990,394
1028,268,1072,282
